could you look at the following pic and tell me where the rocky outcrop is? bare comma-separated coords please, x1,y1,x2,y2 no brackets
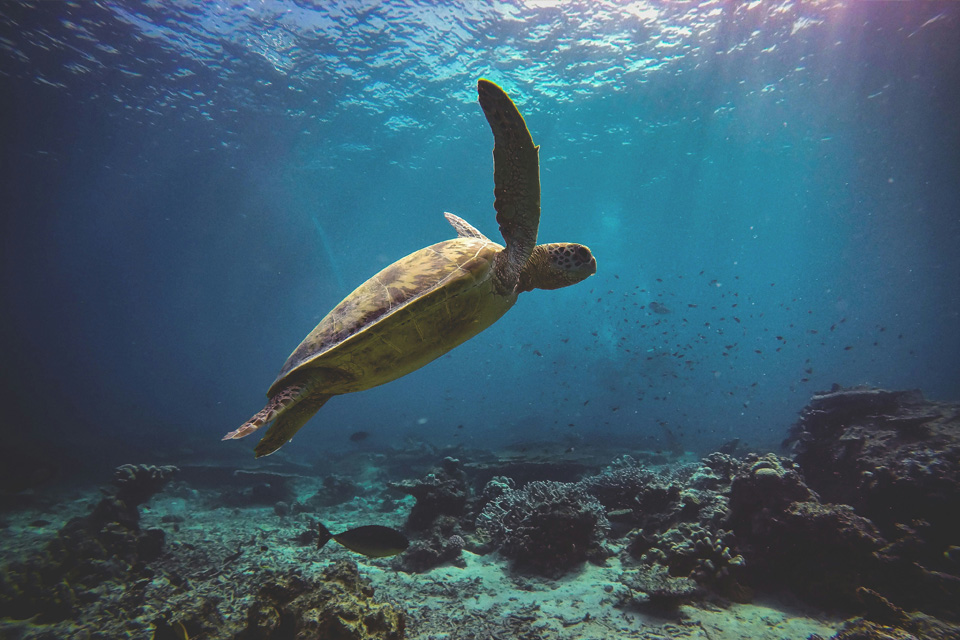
784,386,960,620
389,457,468,531
787,386,960,537
0,464,178,622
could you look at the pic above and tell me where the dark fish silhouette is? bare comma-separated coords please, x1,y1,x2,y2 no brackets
349,430,370,442
718,438,740,455
317,523,409,558
648,301,671,314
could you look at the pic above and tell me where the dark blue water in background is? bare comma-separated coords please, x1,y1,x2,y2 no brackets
2,1,958,481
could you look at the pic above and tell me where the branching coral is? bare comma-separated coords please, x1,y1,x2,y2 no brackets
476,480,609,576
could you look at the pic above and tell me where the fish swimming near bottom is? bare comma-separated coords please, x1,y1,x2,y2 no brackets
317,522,409,558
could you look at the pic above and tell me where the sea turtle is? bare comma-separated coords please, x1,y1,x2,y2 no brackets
224,79,597,457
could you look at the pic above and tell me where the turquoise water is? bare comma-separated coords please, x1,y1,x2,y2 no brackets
1,1,958,473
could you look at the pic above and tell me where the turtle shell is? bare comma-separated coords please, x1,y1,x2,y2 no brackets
267,237,515,398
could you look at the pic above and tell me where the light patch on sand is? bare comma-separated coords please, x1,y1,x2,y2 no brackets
366,551,840,639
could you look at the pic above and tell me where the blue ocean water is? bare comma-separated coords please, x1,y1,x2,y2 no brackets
1,1,958,477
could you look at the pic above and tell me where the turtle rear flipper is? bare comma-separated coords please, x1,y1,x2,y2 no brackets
222,382,314,441
478,79,540,293
253,393,332,458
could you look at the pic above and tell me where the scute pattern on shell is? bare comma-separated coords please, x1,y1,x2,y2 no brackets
273,237,501,387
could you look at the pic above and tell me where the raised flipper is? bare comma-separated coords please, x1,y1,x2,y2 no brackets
444,212,490,241
253,393,331,457
477,79,541,293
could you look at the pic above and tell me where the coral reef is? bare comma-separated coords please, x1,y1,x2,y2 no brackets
684,452,740,527
620,522,748,613
605,439,957,623
818,587,960,639
476,480,609,576
783,387,960,621
477,474,514,505
629,524,745,588
392,529,465,574
728,453,817,517
588,455,748,609
0,464,178,622
389,457,468,531
112,463,179,507
379,458,471,573
787,386,960,537
577,455,673,515
727,452,889,609
240,560,405,640
578,455,733,533
1,387,956,639
726,445,960,632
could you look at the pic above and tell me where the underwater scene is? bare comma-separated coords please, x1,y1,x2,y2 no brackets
1,1,959,639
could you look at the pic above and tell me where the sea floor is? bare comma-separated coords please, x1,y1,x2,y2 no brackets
370,550,839,639
0,449,842,640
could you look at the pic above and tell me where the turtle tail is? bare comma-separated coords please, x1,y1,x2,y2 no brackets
222,383,313,442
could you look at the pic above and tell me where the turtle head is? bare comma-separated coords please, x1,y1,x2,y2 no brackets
516,242,596,293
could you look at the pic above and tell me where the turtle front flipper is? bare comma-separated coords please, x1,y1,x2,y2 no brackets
477,79,540,294
253,393,331,458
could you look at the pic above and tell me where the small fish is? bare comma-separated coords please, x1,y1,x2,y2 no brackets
718,438,740,454
349,430,370,442
317,523,409,558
